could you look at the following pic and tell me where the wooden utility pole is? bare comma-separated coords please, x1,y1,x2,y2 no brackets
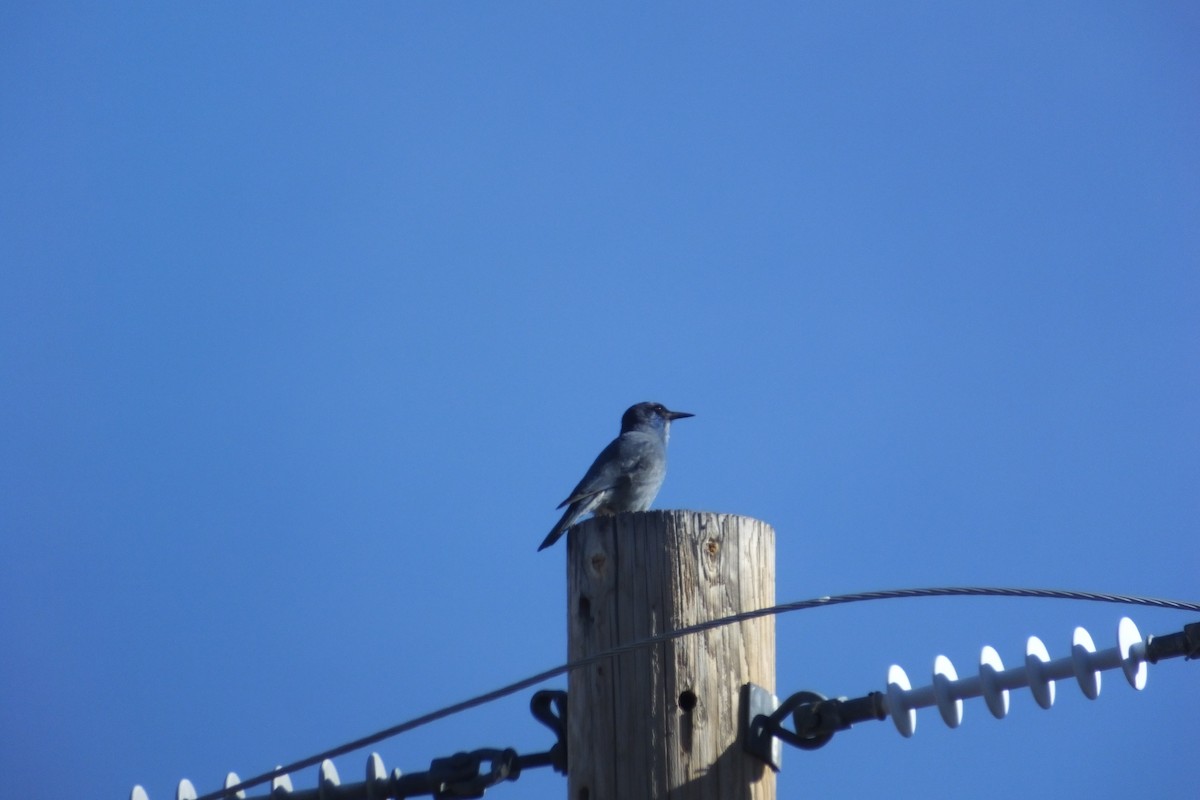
566,510,776,800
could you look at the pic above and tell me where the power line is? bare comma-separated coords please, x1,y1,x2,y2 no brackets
202,586,1200,800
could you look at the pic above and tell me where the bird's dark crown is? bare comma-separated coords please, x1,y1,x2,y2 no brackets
620,402,694,433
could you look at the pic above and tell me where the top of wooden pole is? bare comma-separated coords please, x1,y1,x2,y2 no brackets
566,510,776,800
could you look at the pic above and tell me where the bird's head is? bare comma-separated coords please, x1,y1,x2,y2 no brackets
620,402,695,440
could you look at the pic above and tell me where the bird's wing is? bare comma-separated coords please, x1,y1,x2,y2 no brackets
556,434,652,508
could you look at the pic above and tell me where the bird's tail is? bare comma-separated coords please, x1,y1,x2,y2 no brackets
537,504,581,551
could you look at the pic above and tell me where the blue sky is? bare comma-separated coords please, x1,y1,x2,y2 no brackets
2,4,1197,799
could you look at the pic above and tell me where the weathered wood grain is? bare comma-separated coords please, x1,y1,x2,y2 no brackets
567,510,776,800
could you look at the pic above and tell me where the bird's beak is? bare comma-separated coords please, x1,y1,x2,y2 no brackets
666,410,695,421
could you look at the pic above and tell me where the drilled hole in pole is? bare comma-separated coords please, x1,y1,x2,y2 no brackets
679,690,698,712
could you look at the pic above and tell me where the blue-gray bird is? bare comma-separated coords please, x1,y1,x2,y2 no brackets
538,402,694,551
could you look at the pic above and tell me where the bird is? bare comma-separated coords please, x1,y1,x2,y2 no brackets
538,402,694,551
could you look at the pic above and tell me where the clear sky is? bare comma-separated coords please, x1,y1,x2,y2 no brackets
2,4,1197,799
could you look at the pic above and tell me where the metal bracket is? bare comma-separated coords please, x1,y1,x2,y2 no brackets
741,683,783,772
528,690,568,775
743,683,888,768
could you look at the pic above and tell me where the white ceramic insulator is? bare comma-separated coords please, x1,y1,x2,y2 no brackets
1118,617,1148,690
979,645,1009,719
320,759,341,786
224,772,245,799
933,655,963,728
1072,627,1101,699
176,780,197,800
131,787,150,800
887,664,917,738
1025,636,1055,709
882,617,1158,739
272,768,294,793
366,753,391,800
